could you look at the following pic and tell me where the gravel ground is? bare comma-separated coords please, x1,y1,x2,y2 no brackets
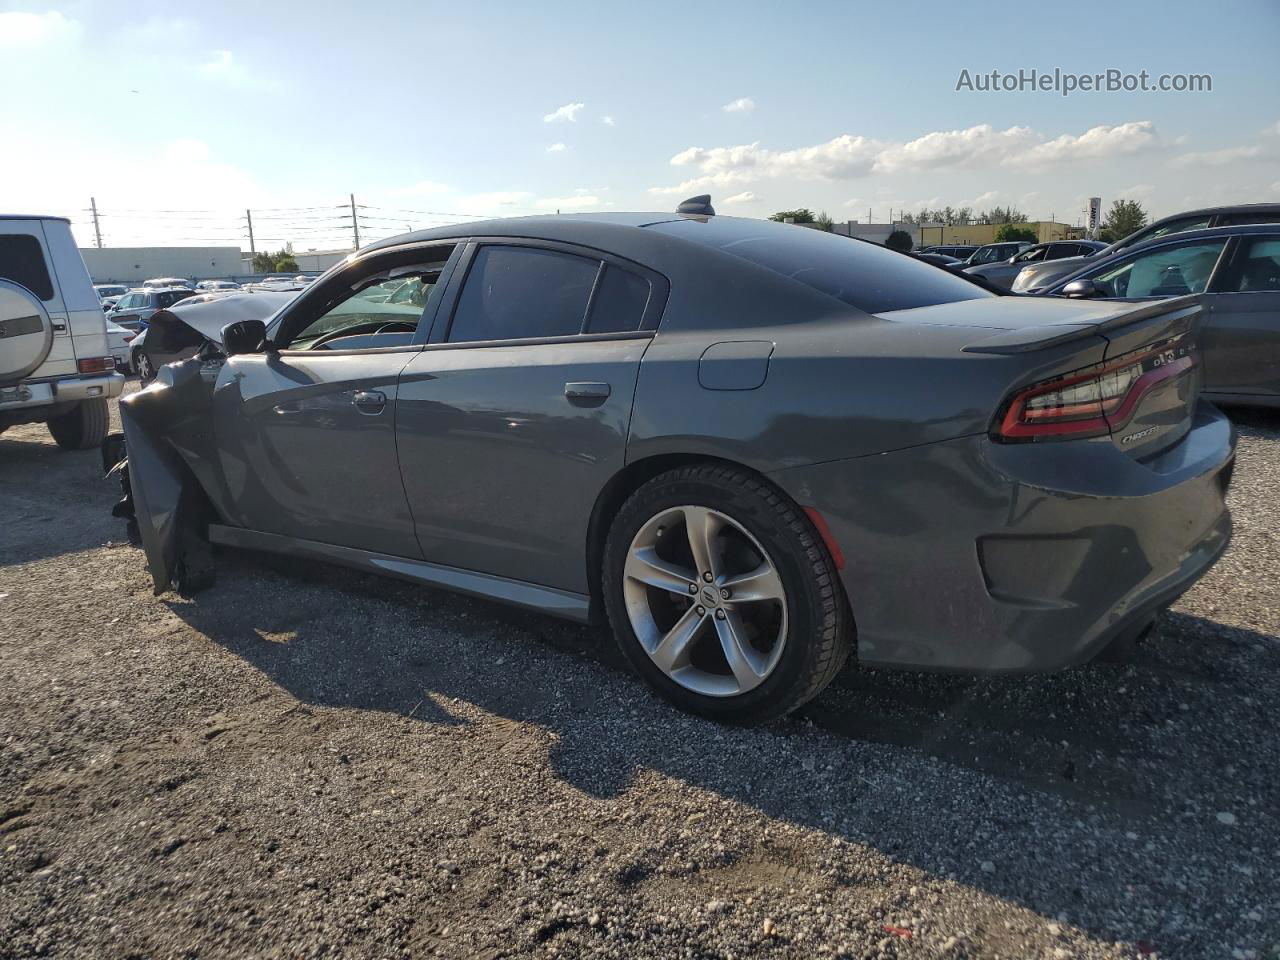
1,392,1278,960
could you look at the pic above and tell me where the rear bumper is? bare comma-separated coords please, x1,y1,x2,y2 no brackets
0,372,124,412
769,400,1235,673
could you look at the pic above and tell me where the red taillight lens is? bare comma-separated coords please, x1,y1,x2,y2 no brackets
995,334,1197,442
77,357,115,375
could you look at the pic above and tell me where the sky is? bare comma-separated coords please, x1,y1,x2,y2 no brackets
1,0,1277,251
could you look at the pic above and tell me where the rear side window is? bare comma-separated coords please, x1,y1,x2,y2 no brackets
449,246,599,343
0,234,55,301
654,219,992,313
587,264,650,333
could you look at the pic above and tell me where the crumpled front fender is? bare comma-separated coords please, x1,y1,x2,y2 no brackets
118,358,218,594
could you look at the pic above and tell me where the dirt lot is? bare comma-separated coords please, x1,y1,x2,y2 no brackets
2,393,1278,960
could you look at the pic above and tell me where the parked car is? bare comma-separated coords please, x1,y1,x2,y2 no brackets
0,215,124,449
914,252,962,268
106,287,198,331
1012,203,1280,293
129,291,297,382
105,319,137,373
1042,223,1280,407
94,283,128,302
964,241,1033,266
965,240,1108,290
196,280,241,292
919,244,978,261
142,277,193,289
106,200,1234,724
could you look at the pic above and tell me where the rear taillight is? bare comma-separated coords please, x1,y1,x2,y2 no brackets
994,334,1197,442
77,357,115,375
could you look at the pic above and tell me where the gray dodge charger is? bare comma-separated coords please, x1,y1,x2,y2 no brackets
107,198,1235,723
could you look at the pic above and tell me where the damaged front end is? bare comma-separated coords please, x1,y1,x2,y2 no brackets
102,354,223,595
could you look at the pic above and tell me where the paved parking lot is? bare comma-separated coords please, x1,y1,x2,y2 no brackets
1,393,1278,959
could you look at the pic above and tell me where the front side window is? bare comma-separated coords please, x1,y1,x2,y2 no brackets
448,246,599,343
0,234,55,301
1089,240,1227,297
1013,246,1047,264
285,266,443,349
1121,216,1213,250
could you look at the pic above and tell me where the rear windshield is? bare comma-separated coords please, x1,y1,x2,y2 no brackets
156,290,195,308
0,234,55,301
652,218,992,313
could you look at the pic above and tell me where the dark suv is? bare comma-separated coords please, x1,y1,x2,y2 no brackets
1012,203,1280,293
105,287,197,332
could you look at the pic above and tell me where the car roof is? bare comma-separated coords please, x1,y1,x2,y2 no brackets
0,214,71,222
1115,222,1280,253
1151,201,1280,221
359,212,691,255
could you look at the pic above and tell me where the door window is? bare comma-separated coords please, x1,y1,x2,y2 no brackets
447,246,600,343
1215,237,1280,292
1217,212,1280,226
1121,216,1213,250
1090,240,1227,297
0,234,55,301
1012,246,1048,263
586,264,651,333
284,268,442,349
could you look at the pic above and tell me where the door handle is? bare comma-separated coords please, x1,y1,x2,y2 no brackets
352,390,387,415
564,381,611,401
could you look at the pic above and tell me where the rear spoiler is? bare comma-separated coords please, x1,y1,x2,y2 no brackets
961,295,1202,355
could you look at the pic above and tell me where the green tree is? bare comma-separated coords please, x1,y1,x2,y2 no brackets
251,251,275,273
814,210,834,232
769,208,816,224
885,229,913,252
994,224,1038,244
274,254,300,273
979,206,1030,225
252,248,300,274
1102,199,1148,241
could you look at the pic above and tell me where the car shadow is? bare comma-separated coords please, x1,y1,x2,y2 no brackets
165,545,1279,951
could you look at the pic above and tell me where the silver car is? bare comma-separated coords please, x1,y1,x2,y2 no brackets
106,287,198,332
965,240,1107,290
107,201,1235,723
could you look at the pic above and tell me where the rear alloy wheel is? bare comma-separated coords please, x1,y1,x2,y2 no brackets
603,464,850,724
136,351,155,384
47,398,110,451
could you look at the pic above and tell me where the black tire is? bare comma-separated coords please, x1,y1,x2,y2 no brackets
602,463,851,724
173,527,215,595
47,399,110,451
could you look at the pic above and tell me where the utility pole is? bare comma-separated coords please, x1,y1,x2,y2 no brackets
245,209,255,255
350,193,360,249
89,197,103,248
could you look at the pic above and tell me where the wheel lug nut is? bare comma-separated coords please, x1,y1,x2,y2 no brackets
719,588,730,600
688,583,698,594
695,606,706,617
702,571,713,582
715,609,726,620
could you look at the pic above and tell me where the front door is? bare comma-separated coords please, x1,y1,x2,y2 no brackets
396,239,667,593
211,244,459,558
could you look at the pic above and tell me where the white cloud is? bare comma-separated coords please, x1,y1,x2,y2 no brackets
722,97,755,114
1169,145,1265,168
1263,121,1280,137
546,142,567,153
543,102,584,123
649,121,1165,195
970,190,1000,207
535,195,600,210
722,191,757,204
602,115,615,126
1116,183,1155,200
201,49,234,74
0,10,80,48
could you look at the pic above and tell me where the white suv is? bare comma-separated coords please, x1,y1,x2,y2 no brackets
0,215,124,449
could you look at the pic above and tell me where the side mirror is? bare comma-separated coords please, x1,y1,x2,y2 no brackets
1061,279,1102,299
221,318,268,356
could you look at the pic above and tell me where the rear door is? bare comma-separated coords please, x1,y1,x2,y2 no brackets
396,239,667,594
0,221,73,379
1200,234,1280,397
210,243,459,558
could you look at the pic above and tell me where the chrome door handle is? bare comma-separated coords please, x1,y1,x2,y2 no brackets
352,390,387,415
564,381,610,401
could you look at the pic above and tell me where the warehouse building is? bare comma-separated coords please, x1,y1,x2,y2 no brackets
80,246,243,285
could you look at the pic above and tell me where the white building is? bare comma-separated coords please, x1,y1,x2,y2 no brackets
80,246,243,284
